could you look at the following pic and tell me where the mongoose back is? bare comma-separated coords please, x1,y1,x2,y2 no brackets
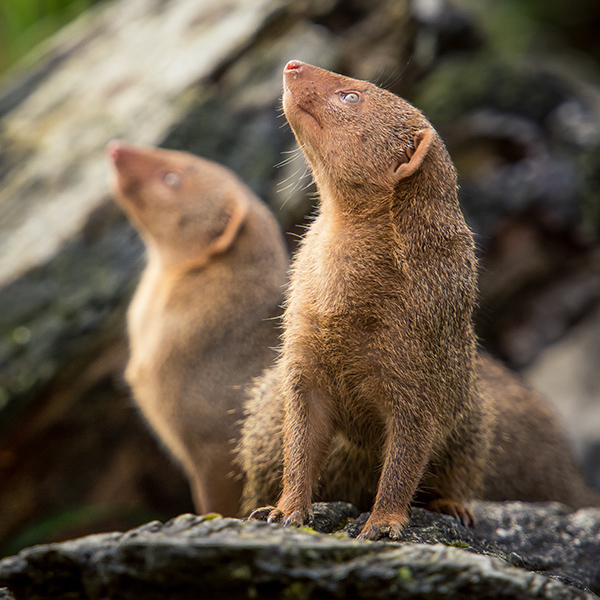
477,354,600,508
107,141,289,517
248,61,492,540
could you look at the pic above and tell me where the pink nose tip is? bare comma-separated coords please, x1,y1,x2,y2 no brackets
284,60,303,73
106,140,123,161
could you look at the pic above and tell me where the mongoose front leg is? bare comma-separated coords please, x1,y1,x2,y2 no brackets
249,387,333,527
359,412,434,541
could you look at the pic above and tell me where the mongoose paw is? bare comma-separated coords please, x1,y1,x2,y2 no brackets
357,513,407,541
426,499,475,528
248,506,313,527
248,506,277,521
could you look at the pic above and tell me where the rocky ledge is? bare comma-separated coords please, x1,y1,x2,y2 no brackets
0,500,598,599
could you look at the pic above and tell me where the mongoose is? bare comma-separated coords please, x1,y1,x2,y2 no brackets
239,350,600,516
248,61,493,540
240,61,600,528
107,141,289,517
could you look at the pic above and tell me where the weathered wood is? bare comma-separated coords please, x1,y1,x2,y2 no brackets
0,0,287,424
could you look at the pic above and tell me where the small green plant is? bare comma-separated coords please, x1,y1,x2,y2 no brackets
201,512,222,521
449,540,471,549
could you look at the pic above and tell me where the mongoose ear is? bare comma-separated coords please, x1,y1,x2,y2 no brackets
391,128,435,181
206,198,249,257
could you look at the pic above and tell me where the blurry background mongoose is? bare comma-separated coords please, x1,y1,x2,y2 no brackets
107,142,288,517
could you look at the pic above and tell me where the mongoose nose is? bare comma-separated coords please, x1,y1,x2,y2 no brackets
284,60,304,74
106,140,124,161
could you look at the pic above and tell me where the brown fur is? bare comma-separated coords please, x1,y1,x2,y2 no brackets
477,353,600,508
238,366,380,514
246,61,492,540
107,141,288,517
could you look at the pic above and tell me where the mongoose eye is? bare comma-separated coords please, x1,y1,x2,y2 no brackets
340,91,361,104
163,172,182,187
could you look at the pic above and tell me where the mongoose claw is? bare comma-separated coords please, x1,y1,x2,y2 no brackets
283,510,313,528
248,506,277,521
248,505,313,527
267,509,285,524
426,499,475,528
457,506,475,528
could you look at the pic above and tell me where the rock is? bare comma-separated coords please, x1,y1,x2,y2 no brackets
0,502,597,599
470,502,600,592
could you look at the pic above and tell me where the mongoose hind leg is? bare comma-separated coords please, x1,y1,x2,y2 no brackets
425,498,474,528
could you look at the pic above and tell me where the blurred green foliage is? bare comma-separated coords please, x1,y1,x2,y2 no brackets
1,503,161,558
456,0,600,60
0,0,97,75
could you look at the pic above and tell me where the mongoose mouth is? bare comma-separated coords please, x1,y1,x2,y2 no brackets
106,140,147,211
293,101,322,130
283,62,323,133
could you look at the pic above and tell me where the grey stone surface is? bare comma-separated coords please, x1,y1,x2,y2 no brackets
0,502,598,599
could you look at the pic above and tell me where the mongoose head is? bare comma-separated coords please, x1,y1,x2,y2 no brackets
106,142,249,271
282,61,451,203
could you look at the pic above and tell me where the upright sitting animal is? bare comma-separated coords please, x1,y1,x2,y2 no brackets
107,142,288,517
248,61,491,540
244,61,599,539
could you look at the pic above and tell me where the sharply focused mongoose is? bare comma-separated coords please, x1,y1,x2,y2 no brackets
247,60,493,540
241,62,599,533
107,141,289,517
